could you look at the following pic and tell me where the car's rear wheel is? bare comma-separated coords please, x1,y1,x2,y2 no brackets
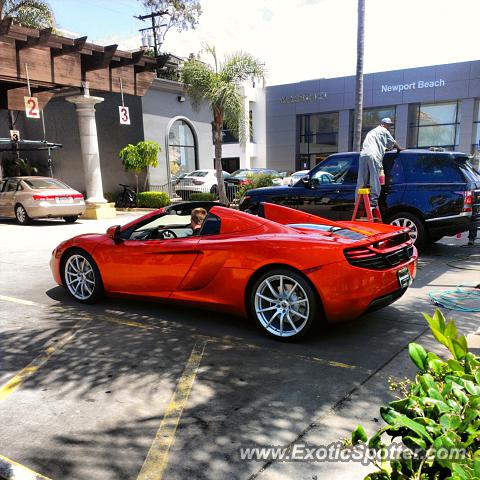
250,268,317,340
15,204,30,225
64,215,79,223
62,250,103,303
387,212,426,249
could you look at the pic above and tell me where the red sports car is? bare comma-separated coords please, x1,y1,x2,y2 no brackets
50,201,417,340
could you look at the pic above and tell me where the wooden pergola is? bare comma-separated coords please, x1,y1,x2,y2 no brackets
0,17,159,111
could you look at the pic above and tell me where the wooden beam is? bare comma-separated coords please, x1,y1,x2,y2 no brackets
52,36,87,57
17,27,53,50
82,44,118,72
111,50,144,69
0,17,13,37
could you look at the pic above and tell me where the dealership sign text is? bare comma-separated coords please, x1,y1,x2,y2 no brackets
280,92,327,104
381,79,446,93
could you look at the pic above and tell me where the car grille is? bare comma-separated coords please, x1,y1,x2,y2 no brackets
344,245,415,270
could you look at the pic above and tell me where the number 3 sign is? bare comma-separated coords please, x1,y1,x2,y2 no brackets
24,96,40,118
119,106,131,125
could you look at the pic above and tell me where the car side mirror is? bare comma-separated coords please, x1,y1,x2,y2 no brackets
302,175,311,188
107,225,122,242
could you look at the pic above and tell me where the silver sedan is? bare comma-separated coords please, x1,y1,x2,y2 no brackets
0,176,86,224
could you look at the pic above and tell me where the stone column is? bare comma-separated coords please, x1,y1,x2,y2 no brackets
66,95,107,203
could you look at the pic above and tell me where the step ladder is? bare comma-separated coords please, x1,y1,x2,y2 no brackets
352,188,382,222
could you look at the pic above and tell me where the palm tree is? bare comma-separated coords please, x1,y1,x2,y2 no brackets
181,46,265,204
352,0,365,152
0,0,55,29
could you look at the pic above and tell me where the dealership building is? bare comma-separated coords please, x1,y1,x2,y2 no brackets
262,60,480,173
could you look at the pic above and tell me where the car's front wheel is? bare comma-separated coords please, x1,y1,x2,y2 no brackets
62,250,103,303
15,204,30,225
387,212,426,249
249,268,317,340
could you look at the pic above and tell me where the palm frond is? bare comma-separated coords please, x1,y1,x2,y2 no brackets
181,58,216,109
220,52,266,85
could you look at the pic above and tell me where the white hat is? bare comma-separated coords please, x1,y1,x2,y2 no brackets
380,117,394,125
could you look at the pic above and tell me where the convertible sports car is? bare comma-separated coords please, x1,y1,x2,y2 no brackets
50,201,417,340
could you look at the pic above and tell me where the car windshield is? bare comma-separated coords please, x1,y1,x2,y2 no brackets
23,178,70,189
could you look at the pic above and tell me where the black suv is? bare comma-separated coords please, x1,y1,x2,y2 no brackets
239,149,480,248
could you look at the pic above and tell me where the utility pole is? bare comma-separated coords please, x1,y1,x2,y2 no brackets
135,10,168,77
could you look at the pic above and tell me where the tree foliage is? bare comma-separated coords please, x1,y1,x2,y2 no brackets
181,45,265,204
139,0,201,46
0,0,55,28
119,140,160,192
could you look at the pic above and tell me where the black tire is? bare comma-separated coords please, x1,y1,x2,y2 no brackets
61,249,104,304
64,215,79,223
387,212,426,250
249,268,318,341
210,185,219,195
15,204,30,225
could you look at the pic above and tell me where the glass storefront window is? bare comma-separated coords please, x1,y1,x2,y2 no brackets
350,106,396,147
168,120,197,180
297,112,339,169
408,102,459,150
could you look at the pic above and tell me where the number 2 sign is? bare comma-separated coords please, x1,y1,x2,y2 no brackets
119,106,130,125
24,96,40,118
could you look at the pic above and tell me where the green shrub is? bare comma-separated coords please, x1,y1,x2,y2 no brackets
236,173,276,200
104,192,117,203
137,191,171,208
188,192,217,201
348,309,480,480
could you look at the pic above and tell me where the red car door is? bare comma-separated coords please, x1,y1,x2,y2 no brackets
95,236,201,296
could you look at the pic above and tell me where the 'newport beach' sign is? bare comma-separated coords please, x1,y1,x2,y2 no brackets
280,92,327,104
381,78,446,93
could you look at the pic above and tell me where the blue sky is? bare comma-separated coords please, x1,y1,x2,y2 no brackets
47,0,480,86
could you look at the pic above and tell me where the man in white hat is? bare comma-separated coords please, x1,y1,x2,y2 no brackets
356,118,403,209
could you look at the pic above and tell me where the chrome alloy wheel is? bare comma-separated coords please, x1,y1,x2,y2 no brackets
254,274,310,337
390,217,418,242
15,205,27,223
65,254,96,300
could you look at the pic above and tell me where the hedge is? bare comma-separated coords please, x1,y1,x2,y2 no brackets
188,192,217,201
137,191,171,208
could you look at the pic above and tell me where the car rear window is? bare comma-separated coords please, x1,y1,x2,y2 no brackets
189,171,209,177
23,178,70,189
403,155,464,183
457,159,480,183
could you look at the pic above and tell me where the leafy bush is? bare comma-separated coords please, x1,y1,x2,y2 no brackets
104,192,117,203
188,192,217,201
348,309,480,480
236,173,276,200
137,192,170,208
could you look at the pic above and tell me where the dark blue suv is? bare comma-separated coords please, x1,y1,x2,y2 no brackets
239,150,480,248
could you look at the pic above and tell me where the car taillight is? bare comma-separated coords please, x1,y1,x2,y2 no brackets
344,247,377,260
463,191,473,213
239,179,250,185
33,195,48,201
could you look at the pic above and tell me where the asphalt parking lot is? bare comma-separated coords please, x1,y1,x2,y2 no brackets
0,214,479,480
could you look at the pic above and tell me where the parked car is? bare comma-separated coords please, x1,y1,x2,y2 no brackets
51,201,417,340
175,169,231,199
239,150,480,249
0,176,86,224
224,168,283,187
283,170,310,185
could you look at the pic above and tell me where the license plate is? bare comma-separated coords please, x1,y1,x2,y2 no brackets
397,267,411,288
56,196,72,204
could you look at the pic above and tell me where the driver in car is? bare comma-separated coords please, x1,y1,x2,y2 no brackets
191,208,207,235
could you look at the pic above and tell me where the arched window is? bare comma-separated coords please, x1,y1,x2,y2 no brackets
168,119,197,180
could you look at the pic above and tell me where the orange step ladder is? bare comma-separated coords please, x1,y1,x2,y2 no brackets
352,188,382,222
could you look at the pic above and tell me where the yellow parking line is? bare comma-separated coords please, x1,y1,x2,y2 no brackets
0,295,41,307
0,453,53,480
137,340,207,480
0,321,88,402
